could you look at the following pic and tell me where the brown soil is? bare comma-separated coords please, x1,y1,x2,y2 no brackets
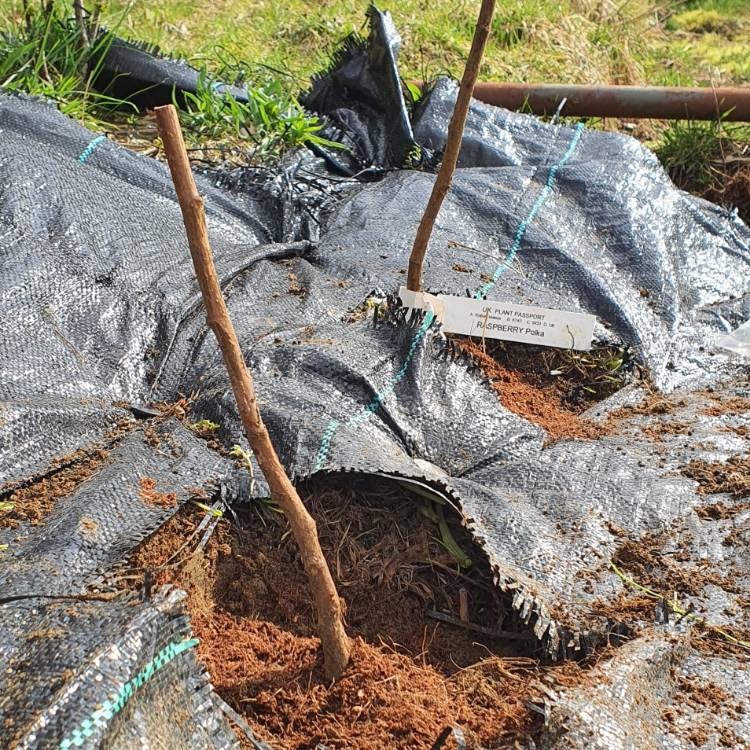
590,592,657,623
688,623,750,660
0,415,138,530
723,521,749,549
701,395,750,417
675,674,744,720
695,500,750,520
612,535,736,598
138,477,178,508
640,420,694,442
666,672,748,748
126,478,582,749
683,455,750,498
607,391,687,421
0,447,110,529
455,339,608,441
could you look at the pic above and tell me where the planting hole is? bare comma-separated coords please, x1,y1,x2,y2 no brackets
126,475,555,749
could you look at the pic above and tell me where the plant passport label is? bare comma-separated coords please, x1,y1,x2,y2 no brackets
399,287,596,351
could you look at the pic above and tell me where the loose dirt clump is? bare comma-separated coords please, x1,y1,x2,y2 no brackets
591,592,656,623
695,500,750,521
683,455,750,498
455,339,609,441
137,477,177,509
612,535,734,598
724,424,750,438
126,477,568,749
675,674,744,719
607,391,686,421
0,447,110,529
640,420,694,442
0,416,138,529
702,396,750,417
688,623,750,660
666,672,748,748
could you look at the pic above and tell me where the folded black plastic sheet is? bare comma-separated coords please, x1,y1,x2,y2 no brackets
539,634,750,750
0,418,229,597
94,36,250,109
0,590,237,749
92,8,419,175
1,11,750,746
301,6,419,174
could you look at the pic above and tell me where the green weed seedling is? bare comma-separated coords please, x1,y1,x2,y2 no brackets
189,499,223,517
177,67,345,161
415,496,472,570
188,419,220,432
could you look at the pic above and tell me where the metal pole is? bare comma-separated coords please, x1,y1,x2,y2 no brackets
454,82,750,121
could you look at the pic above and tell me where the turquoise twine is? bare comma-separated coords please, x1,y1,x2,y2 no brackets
78,135,107,164
314,311,435,471
475,122,585,299
312,123,585,470
59,638,198,748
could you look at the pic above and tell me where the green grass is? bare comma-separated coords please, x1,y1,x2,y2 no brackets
682,0,749,13
87,0,750,88
0,1,341,159
1,0,749,211
659,3,750,85
655,117,750,218
176,67,341,156
2,0,749,112
2,0,749,98
0,4,131,128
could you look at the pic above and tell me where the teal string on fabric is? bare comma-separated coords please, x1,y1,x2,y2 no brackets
314,311,435,470
314,419,341,472
59,638,198,749
312,122,584,470
475,122,585,300
78,135,107,164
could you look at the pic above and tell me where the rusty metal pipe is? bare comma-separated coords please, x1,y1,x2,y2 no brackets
465,82,750,121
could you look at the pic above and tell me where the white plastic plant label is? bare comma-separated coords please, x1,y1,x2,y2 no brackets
399,287,596,351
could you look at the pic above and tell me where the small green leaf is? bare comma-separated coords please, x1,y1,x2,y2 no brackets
404,80,423,103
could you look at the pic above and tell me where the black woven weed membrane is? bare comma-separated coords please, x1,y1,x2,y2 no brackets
2,7,750,749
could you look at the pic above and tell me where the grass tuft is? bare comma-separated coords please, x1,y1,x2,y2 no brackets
0,1,345,163
656,118,750,220
668,8,737,34
0,2,132,128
